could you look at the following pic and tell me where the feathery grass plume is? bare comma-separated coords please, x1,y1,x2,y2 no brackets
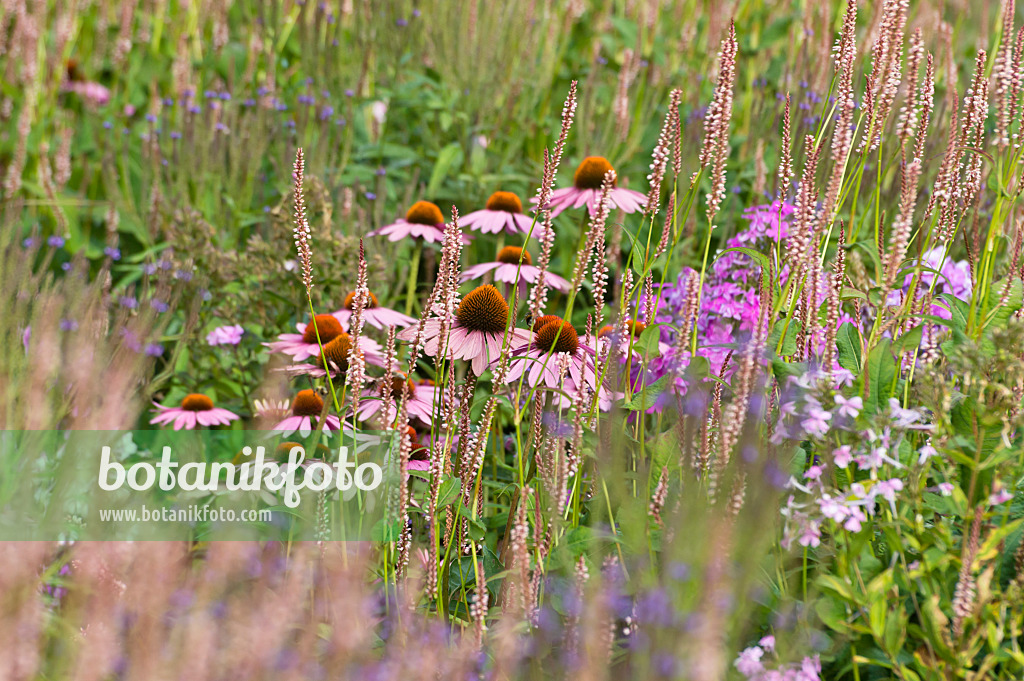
897,29,925,147
958,51,990,209
471,556,488,648
913,54,936,163
395,394,414,580
720,287,768,460
823,224,847,373
824,0,857,217
857,0,909,154
530,82,578,319
654,193,675,261
952,505,984,638
509,485,534,619
995,0,1017,149
345,239,371,413
785,135,823,280
644,89,681,217
381,325,398,429
696,21,738,227
613,48,638,141
292,148,314,295
885,158,923,285
649,467,669,525
778,93,794,194
570,171,615,291
459,396,497,553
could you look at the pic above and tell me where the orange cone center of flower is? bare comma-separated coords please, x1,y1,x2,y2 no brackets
535,319,579,354
597,325,615,338
275,441,330,460
405,200,445,225
626,320,647,337
485,191,523,213
317,333,352,372
180,393,214,411
532,314,563,331
343,291,379,310
496,246,532,266
456,285,508,334
573,156,618,190
292,389,324,417
302,315,344,344
380,373,416,399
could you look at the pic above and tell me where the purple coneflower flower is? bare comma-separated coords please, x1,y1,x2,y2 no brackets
460,246,570,296
398,284,530,375
367,201,468,244
272,389,342,437
532,156,646,217
278,331,389,378
354,376,440,427
461,191,539,236
150,393,239,430
332,290,416,329
503,317,607,408
264,314,346,362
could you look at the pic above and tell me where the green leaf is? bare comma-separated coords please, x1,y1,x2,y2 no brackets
892,325,923,356
836,323,862,373
426,142,463,197
436,476,462,509
713,246,770,270
772,358,805,381
634,324,664,359
864,339,896,414
768,319,801,356
623,375,670,411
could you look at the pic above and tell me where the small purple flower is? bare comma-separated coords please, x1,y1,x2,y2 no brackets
102,120,113,130
364,192,376,200
144,342,165,356
175,269,193,281
47,236,66,248
834,394,862,419
104,247,121,260
344,89,355,97
60,318,78,331
150,298,169,313
169,131,182,140
395,17,408,26
22,326,31,351
206,324,245,346
61,262,71,271
142,263,158,275
22,237,36,248
119,295,138,309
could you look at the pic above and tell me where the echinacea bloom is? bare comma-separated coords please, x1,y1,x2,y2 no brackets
398,284,531,375
272,389,343,437
460,246,570,296
263,313,377,363
367,200,469,244
150,393,239,430
461,191,539,236
279,330,390,378
354,375,440,427
206,324,245,346
332,290,416,329
504,317,608,408
534,156,647,218
253,398,290,423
